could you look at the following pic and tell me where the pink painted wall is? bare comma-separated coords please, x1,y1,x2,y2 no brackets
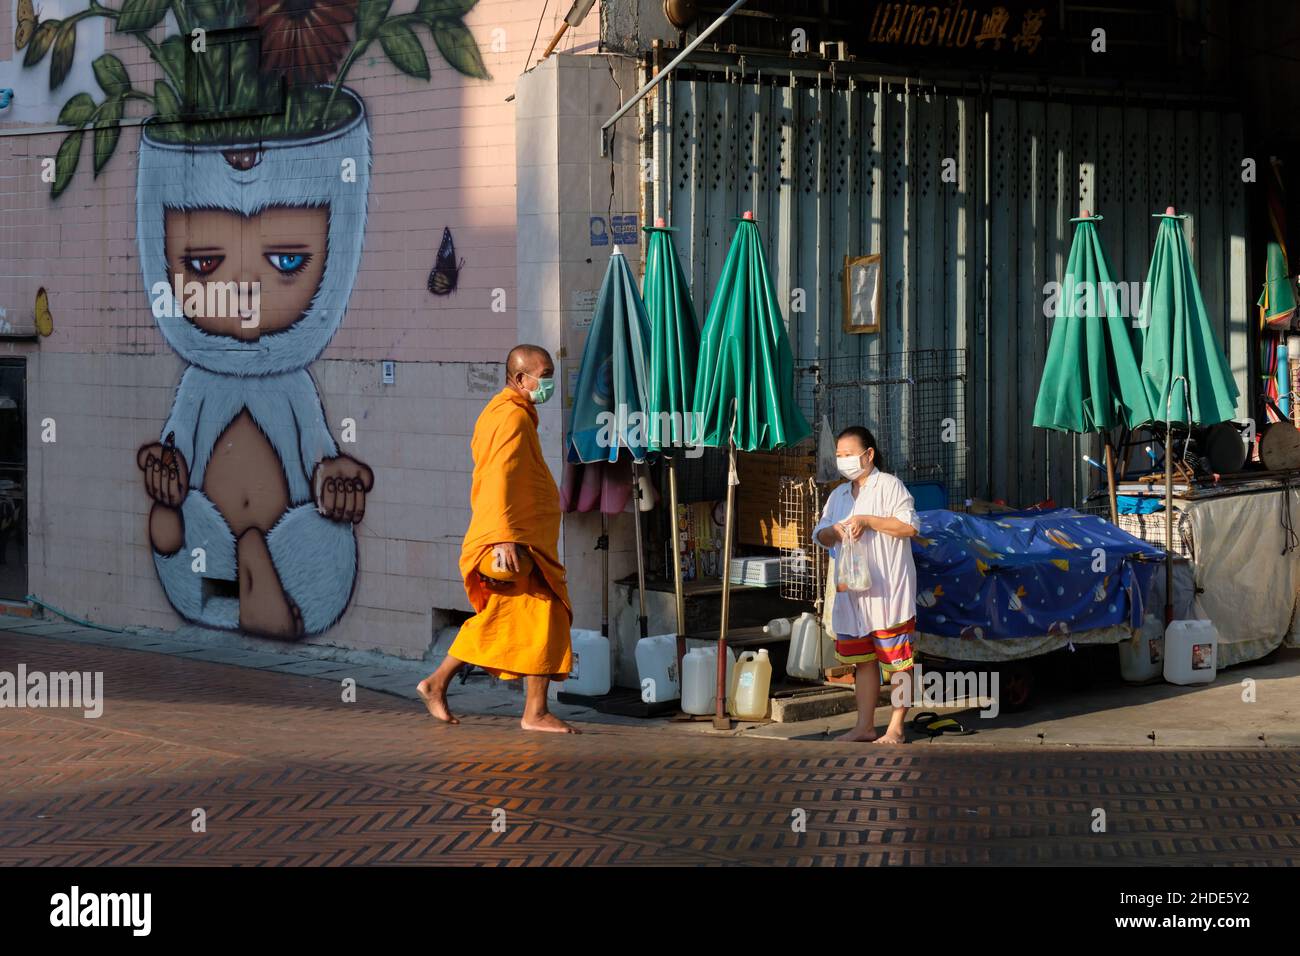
0,1,607,654
0,0,600,361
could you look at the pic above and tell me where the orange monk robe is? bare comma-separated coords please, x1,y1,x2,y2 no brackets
450,388,573,680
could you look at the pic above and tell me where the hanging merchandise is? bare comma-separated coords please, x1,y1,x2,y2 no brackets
817,415,840,483
1260,242,1297,330
1278,344,1291,419
835,535,873,593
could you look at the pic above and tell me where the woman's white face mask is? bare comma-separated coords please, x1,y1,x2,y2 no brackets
837,450,872,480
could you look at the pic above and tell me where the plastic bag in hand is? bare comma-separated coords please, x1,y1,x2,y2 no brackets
836,534,873,593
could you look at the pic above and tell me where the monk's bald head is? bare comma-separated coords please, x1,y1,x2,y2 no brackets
506,344,554,396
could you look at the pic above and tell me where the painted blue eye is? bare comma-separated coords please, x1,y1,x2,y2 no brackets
266,253,309,274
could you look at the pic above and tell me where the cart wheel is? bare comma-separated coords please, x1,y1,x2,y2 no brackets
998,663,1034,713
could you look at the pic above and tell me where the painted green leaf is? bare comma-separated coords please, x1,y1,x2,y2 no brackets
431,18,490,80
93,96,124,176
52,129,82,199
92,54,131,97
186,0,224,28
157,35,186,85
117,0,172,33
357,0,393,40
416,0,479,18
58,93,97,127
49,20,77,91
379,20,430,80
23,19,59,67
153,80,182,125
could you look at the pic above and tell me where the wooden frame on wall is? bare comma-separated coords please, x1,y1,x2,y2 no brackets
842,254,883,335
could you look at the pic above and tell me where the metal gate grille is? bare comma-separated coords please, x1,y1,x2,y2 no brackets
818,349,969,507
655,71,1249,509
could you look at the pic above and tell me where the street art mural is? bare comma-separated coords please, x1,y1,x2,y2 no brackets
23,0,489,637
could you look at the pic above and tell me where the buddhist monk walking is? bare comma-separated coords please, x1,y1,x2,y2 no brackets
417,345,579,734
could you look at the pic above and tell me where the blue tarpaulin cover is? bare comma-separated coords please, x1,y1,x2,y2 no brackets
911,508,1164,640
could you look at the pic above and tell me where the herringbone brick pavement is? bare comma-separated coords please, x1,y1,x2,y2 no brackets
1,631,1296,865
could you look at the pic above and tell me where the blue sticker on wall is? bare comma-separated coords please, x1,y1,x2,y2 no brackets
590,217,609,246
611,213,639,245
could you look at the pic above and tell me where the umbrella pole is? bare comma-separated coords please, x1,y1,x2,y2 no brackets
1164,426,1174,625
631,462,649,641
1104,439,1119,524
600,512,610,639
667,457,687,698
715,442,737,730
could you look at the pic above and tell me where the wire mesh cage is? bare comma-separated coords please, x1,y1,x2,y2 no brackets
816,349,969,507
778,475,825,605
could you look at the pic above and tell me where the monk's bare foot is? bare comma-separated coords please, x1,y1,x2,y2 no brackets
521,712,581,734
873,729,907,744
416,679,459,724
838,726,879,742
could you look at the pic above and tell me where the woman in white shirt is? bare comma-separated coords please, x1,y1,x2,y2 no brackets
813,426,919,743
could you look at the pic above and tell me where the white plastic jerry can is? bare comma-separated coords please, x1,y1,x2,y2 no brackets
561,629,611,697
1118,614,1164,683
636,633,681,702
681,645,737,715
1162,619,1219,685
785,611,830,681
729,648,773,720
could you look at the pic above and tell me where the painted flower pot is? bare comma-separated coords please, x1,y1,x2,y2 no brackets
134,88,375,639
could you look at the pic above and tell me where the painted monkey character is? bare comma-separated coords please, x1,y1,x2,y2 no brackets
135,115,374,639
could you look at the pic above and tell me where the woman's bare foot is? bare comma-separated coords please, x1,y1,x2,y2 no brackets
873,729,906,744
521,712,581,734
838,726,879,742
416,679,459,724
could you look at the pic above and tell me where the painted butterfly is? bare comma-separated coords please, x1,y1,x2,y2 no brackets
34,286,52,337
14,0,38,50
427,226,465,296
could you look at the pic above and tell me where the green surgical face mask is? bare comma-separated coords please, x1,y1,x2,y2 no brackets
523,371,555,405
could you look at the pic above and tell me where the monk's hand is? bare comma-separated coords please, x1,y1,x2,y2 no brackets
313,455,375,524
492,542,520,573
137,440,189,507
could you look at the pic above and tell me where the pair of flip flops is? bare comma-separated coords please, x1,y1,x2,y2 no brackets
911,712,974,737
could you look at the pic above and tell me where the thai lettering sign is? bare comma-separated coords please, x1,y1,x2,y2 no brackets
865,2,1050,56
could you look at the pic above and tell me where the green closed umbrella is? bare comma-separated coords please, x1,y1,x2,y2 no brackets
692,212,812,728
693,216,811,451
643,218,701,685
1136,207,1240,623
1258,241,1296,328
567,246,653,642
1137,208,1239,428
1032,211,1154,522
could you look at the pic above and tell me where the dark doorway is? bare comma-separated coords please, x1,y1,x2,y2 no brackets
0,359,27,600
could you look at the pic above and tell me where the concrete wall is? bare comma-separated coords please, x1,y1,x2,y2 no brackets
0,2,605,658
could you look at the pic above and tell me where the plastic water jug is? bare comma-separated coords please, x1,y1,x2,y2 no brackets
763,617,793,639
635,633,681,702
1118,614,1163,683
785,611,830,681
681,645,737,715
729,649,772,720
560,629,611,697
1163,619,1218,685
